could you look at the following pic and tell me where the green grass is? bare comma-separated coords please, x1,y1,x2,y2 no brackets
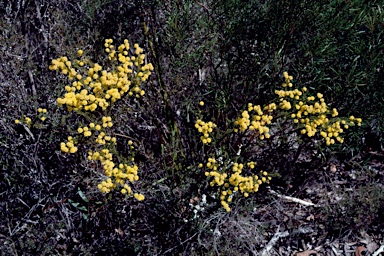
1,0,383,255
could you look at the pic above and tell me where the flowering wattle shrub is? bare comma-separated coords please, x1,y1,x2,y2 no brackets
47,39,153,201
196,72,362,212
16,41,363,213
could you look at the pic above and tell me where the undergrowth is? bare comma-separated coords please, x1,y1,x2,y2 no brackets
1,0,383,255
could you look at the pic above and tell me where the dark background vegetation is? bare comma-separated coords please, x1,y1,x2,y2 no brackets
1,0,383,255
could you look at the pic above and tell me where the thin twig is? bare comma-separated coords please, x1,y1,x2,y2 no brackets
23,124,35,141
162,232,198,255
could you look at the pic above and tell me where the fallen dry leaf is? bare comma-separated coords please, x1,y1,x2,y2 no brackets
360,230,373,244
306,214,314,221
355,246,368,256
294,250,318,256
367,242,379,253
330,163,337,173
115,228,124,236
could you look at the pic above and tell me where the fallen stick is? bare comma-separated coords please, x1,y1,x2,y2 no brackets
269,188,320,207
260,228,289,256
373,244,384,256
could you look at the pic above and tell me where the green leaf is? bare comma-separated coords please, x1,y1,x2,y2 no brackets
78,188,89,202
78,206,87,212
70,202,79,207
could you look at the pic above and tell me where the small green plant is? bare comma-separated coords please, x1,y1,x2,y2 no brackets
196,72,362,212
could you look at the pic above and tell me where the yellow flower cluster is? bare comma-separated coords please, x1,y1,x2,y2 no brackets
50,39,153,112
275,72,362,145
49,39,151,200
76,117,141,197
25,117,32,126
60,117,117,154
234,103,276,140
60,136,78,153
127,140,134,150
195,119,216,144
97,178,115,193
88,149,144,200
15,107,48,129
95,131,115,145
15,115,32,127
204,158,271,212
282,71,293,87
37,108,48,121
134,193,145,201
78,125,92,137
206,157,219,171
